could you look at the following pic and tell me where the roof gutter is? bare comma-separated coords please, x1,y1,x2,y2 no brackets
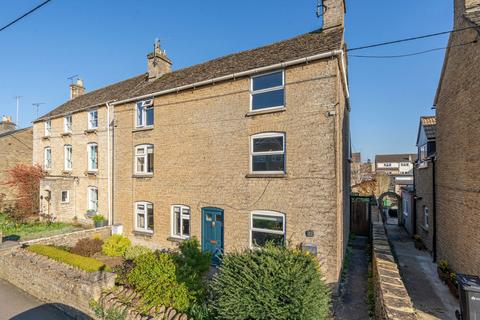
112,49,350,106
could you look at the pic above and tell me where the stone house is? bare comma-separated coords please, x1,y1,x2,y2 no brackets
413,116,436,253
434,0,480,273
0,117,33,208
32,0,350,285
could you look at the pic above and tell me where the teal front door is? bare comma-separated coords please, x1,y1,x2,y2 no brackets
202,207,224,265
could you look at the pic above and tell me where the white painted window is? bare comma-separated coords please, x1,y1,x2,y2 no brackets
251,70,284,111
171,205,190,239
135,201,154,232
64,144,72,171
44,147,52,170
250,211,285,248
61,190,70,203
87,143,98,171
134,144,154,175
87,186,98,212
44,120,51,136
424,207,429,228
64,115,72,133
88,109,98,129
250,132,285,174
419,144,428,161
135,99,154,128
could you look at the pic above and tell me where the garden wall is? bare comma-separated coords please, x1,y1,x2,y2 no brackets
20,226,112,247
372,221,417,320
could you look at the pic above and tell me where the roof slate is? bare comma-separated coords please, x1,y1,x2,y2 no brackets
0,127,32,139
375,154,417,163
35,27,343,122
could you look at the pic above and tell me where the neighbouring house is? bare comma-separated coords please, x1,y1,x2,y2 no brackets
434,0,480,273
413,116,436,252
400,185,415,236
375,153,416,194
0,116,33,209
32,0,350,285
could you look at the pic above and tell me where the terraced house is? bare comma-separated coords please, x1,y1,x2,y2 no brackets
33,0,350,284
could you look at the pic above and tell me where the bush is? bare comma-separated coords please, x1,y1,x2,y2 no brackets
211,244,331,320
28,244,110,272
126,252,190,312
102,235,131,257
124,245,152,261
71,237,104,257
92,215,106,222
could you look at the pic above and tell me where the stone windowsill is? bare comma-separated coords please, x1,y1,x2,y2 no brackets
245,107,286,117
62,170,72,175
42,136,50,140
133,230,154,237
167,236,187,243
132,126,154,133
61,132,72,137
84,129,97,134
85,171,98,176
245,173,287,179
132,174,153,179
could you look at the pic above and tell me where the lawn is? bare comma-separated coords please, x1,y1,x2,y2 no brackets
0,213,83,241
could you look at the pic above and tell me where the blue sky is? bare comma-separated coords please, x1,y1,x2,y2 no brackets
0,0,451,159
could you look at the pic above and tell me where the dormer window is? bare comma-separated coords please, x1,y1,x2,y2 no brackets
88,109,98,129
136,99,154,128
64,115,72,133
251,71,285,112
44,120,51,136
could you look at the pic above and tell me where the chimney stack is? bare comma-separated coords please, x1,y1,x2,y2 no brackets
322,0,346,30
147,39,172,81
465,0,480,11
70,78,85,100
0,115,16,134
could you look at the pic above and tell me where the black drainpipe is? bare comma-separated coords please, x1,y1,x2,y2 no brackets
432,156,437,262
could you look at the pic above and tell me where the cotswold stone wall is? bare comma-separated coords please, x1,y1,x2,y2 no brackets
20,225,111,247
0,248,115,319
372,222,416,320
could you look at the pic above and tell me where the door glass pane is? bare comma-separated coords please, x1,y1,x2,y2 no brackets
251,231,284,247
252,155,285,172
252,72,283,91
252,89,284,110
253,214,283,231
253,136,283,152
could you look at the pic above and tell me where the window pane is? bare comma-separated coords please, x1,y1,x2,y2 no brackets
147,205,154,230
253,214,283,231
251,231,284,247
253,136,283,152
146,107,154,126
252,155,285,172
137,213,145,229
253,72,283,91
175,210,181,235
147,153,154,173
182,218,190,236
137,157,145,172
137,104,143,126
252,89,284,110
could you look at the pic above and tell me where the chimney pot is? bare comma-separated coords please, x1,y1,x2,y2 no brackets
147,39,172,81
0,115,16,133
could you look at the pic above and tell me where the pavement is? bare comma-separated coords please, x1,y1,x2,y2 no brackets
334,236,370,320
0,279,71,320
386,223,459,320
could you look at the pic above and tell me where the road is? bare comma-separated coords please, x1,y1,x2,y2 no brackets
0,279,71,320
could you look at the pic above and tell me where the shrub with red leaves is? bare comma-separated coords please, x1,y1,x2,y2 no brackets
71,237,104,257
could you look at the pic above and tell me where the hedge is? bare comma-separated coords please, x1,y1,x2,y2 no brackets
27,244,111,272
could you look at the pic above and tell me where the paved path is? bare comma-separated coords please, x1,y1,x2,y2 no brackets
334,236,370,320
386,224,459,320
0,279,71,320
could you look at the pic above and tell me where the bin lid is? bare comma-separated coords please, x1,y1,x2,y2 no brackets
457,274,480,293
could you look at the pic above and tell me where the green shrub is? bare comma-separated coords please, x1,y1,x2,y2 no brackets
28,244,110,272
123,245,152,261
102,235,131,257
90,300,127,320
211,244,331,320
71,237,104,257
92,215,106,222
126,252,190,312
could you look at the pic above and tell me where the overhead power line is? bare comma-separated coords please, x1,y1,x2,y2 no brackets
347,25,479,52
0,0,52,33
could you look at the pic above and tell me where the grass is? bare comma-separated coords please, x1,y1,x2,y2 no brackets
0,213,82,241
27,244,111,272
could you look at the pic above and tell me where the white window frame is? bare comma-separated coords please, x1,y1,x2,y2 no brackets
44,147,52,170
87,186,98,212
87,109,98,129
61,190,70,203
424,207,429,229
64,115,72,133
64,144,72,171
87,142,98,171
250,211,285,248
135,99,154,128
171,205,191,239
134,144,154,175
250,132,286,174
135,201,154,233
250,70,285,112
44,120,51,137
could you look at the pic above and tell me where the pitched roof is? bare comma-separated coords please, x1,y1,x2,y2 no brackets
375,154,417,163
35,27,343,122
420,116,436,140
0,127,32,139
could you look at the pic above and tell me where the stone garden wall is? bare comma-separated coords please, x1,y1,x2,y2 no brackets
372,222,417,320
20,226,111,247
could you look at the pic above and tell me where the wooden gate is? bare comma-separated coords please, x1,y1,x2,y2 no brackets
350,196,372,237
